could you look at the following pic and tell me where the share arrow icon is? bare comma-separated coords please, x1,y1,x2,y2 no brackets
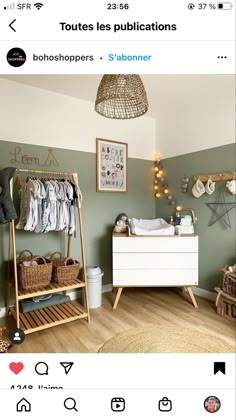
60,362,74,375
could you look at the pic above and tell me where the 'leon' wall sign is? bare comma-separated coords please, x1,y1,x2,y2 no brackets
9,146,59,167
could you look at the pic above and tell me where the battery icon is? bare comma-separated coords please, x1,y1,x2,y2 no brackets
217,2,233,9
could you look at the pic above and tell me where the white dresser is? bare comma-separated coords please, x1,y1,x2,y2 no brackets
112,233,199,309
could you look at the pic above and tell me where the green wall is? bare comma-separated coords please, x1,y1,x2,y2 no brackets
0,140,155,308
1,140,234,307
156,143,236,292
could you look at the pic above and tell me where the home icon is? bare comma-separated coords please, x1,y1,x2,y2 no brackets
16,398,31,412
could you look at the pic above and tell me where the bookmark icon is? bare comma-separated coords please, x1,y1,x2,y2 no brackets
214,362,226,375
60,362,74,375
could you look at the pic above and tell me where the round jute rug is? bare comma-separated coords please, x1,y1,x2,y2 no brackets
98,326,235,353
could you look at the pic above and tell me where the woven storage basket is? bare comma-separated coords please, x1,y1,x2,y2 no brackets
53,257,80,285
17,256,52,291
215,288,236,322
16,249,36,264
12,250,37,286
49,251,67,281
222,270,236,298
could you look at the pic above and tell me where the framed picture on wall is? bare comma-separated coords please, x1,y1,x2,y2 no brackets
96,138,128,192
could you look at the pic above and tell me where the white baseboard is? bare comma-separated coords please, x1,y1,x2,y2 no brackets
0,284,216,318
103,284,216,301
192,286,216,301
102,283,113,293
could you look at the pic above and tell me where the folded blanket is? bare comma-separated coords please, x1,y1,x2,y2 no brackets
130,218,175,236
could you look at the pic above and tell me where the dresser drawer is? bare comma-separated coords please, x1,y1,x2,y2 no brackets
113,236,198,253
113,252,198,270
113,269,198,286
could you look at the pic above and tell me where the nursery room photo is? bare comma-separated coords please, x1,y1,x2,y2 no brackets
0,74,235,354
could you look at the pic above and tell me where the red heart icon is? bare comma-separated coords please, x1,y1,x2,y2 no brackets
9,362,24,375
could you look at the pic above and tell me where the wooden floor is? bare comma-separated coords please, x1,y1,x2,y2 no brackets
1,288,235,353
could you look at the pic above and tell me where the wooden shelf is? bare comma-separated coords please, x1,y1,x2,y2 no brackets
10,300,88,334
17,279,85,300
7,170,90,332
193,171,235,182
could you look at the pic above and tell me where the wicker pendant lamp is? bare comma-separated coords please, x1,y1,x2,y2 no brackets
95,74,149,119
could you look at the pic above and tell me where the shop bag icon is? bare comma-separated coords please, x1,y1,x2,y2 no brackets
158,397,172,412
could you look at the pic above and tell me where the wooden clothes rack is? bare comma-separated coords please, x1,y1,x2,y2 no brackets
7,168,90,334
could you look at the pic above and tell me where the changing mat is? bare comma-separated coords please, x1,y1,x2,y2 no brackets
130,218,175,236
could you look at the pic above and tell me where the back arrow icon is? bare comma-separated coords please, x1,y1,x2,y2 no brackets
9,19,16,32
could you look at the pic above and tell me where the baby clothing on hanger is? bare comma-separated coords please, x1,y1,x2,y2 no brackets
34,180,46,233
16,176,79,234
17,179,35,230
72,173,82,208
44,181,57,232
24,179,40,231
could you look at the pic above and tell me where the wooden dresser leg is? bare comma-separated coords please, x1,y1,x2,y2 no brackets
186,286,198,308
113,287,123,309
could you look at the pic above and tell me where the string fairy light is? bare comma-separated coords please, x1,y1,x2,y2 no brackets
176,205,182,211
153,153,182,211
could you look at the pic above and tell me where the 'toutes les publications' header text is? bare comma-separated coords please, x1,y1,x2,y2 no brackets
59,22,177,32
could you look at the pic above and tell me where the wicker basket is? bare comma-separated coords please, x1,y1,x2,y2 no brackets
222,269,236,298
16,249,36,264
215,288,236,322
52,257,80,285
114,224,128,233
12,250,37,287
17,256,52,291
49,251,67,281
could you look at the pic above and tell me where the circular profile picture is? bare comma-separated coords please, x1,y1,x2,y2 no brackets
204,396,221,413
7,47,26,67
9,328,25,345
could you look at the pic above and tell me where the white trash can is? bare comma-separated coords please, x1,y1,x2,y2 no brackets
84,266,104,309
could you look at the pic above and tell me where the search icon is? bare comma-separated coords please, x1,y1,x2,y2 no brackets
64,398,78,412
35,362,49,375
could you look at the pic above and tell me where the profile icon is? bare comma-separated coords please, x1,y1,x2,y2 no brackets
204,396,221,413
9,328,25,345
7,47,26,67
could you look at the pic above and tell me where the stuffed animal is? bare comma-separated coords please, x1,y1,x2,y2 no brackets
0,167,17,224
114,213,129,233
115,213,129,225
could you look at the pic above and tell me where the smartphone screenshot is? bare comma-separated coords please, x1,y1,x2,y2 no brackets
0,0,235,418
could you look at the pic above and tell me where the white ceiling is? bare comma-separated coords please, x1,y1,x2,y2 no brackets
1,74,234,118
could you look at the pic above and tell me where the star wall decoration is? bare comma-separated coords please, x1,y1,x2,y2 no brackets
206,185,236,228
